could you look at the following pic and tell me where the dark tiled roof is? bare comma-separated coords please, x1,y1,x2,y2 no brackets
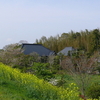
57,47,75,56
22,44,55,56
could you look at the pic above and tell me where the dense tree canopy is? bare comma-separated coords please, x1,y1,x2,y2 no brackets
35,29,100,55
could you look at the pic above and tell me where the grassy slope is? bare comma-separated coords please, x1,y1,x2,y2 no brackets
0,77,35,100
0,63,81,100
1,63,100,100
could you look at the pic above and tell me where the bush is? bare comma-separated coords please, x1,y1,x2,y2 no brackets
32,62,55,80
87,82,100,99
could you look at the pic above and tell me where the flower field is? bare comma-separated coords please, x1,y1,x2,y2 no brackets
0,62,99,100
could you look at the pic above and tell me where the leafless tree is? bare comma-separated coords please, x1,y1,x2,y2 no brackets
0,43,23,66
47,55,55,66
61,52,98,96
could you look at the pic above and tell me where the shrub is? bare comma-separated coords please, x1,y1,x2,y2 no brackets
32,62,55,80
87,82,100,99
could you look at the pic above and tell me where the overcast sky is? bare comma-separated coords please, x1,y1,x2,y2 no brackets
0,0,100,49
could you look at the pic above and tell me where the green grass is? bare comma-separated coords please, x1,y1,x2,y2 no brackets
55,72,100,99
0,77,35,100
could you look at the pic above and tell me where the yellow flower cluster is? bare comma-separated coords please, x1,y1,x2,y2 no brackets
0,62,99,100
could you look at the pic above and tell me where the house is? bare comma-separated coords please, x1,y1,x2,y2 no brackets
22,43,56,56
57,47,75,56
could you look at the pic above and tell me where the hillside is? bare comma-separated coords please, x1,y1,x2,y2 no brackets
0,63,80,100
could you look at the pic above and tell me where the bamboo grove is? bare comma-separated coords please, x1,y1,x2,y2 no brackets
35,29,100,55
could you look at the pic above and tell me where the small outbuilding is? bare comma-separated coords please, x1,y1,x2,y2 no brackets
57,47,75,56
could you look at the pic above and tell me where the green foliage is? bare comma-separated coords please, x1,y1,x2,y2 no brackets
32,62,54,80
35,29,100,55
87,82,100,99
56,75,67,87
0,77,34,100
96,66,100,73
0,63,81,100
51,55,63,70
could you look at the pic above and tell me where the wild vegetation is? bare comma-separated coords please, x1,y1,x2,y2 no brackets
36,29,100,55
0,28,100,99
0,63,81,100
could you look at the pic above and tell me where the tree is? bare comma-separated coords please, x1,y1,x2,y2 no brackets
0,43,23,65
61,51,98,96
35,29,100,56
0,43,42,72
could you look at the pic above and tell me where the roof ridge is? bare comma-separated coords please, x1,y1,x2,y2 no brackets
22,43,42,45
